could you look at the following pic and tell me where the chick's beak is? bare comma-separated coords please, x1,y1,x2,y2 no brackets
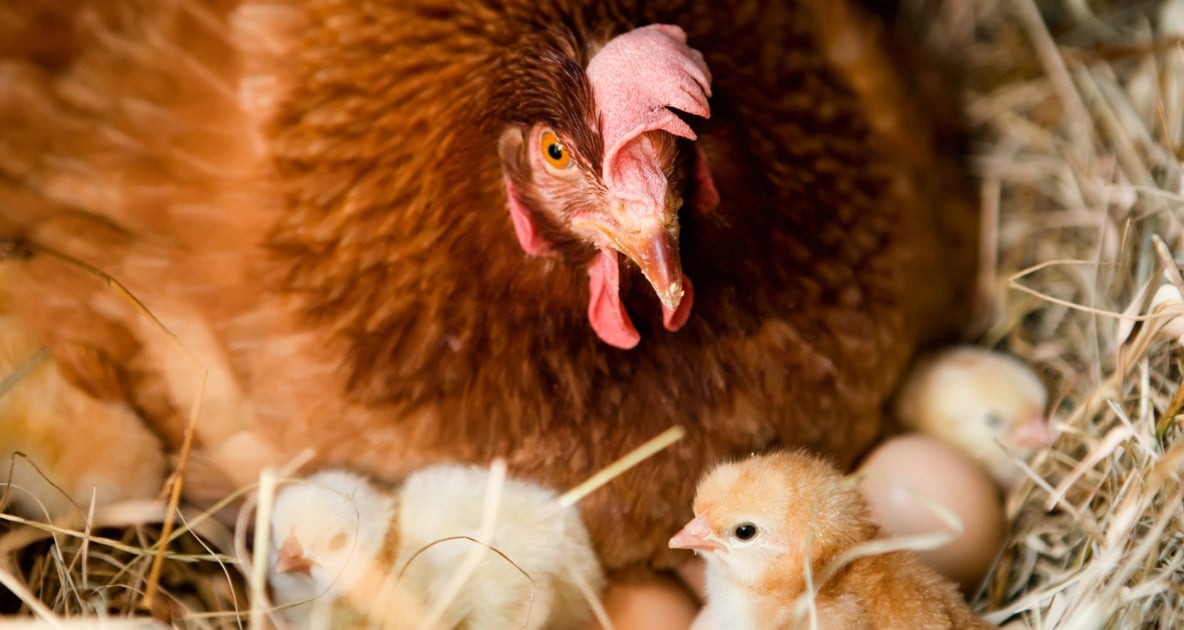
669,514,725,553
573,198,685,311
1012,412,1054,449
275,533,313,576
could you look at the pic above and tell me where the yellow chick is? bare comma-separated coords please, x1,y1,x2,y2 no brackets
266,469,414,628
669,451,994,629
895,346,1052,488
268,466,604,630
0,275,166,519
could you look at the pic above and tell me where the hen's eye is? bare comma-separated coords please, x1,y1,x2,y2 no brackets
540,129,573,170
734,523,758,541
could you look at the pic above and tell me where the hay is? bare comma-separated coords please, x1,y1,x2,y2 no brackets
0,498,246,627
939,0,1184,626
1,0,1183,628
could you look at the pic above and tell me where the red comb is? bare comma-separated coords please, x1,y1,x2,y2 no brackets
586,24,712,189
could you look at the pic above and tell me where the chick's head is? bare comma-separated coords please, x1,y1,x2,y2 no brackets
669,451,874,587
269,470,396,595
898,347,1052,474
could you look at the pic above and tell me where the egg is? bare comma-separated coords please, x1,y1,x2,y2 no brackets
601,575,699,630
856,434,1005,588
675,557,708,603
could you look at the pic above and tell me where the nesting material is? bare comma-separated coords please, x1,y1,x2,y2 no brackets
923,0,1184,626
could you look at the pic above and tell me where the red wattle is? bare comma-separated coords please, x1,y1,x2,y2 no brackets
587,249,641,349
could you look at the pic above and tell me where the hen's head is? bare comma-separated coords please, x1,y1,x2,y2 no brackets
496,24,716,349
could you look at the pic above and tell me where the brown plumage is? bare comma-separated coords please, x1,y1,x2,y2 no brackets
670,451,995,628
0,0,978,574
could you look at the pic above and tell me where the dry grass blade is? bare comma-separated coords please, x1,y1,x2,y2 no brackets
0,348,49,400
414,459,507,630
247,469,277,630
0,562,62,626
558,425,686,508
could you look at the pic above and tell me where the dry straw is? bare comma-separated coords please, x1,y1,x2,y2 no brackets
916,0,1184,627
2,0,1183,628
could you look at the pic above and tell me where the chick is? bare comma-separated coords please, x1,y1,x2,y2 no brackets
266,469,406,628
268,466,604,630
0,269,166,518
669,451,993,630
895,346,1052,488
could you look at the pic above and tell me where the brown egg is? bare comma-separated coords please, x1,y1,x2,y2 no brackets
856,433,1005,588
598,575,699,630
674,558,708,603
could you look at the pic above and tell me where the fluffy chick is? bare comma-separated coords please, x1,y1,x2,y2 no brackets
268,466,604,630
895,346,1052,488
267,469,405,628
669,451,993,630
0,267,166,518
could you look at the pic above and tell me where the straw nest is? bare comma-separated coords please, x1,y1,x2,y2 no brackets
932,0,1184,626
2,0,1183,627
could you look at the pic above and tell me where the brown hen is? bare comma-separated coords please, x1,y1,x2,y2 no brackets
0,0,978,573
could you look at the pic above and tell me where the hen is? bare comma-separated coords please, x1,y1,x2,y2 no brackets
0,0,979,573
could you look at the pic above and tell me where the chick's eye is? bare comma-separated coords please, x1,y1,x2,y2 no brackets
539,129,572,170
984,412,1004,428
734,523,758,541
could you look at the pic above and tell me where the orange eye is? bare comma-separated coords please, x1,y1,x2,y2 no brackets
539,129,572,170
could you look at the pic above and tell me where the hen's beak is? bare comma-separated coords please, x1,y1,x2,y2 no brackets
669,514,725,553
573,199,685,310
275,532,314,575
1012,412,1054,449
620,226,684,311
